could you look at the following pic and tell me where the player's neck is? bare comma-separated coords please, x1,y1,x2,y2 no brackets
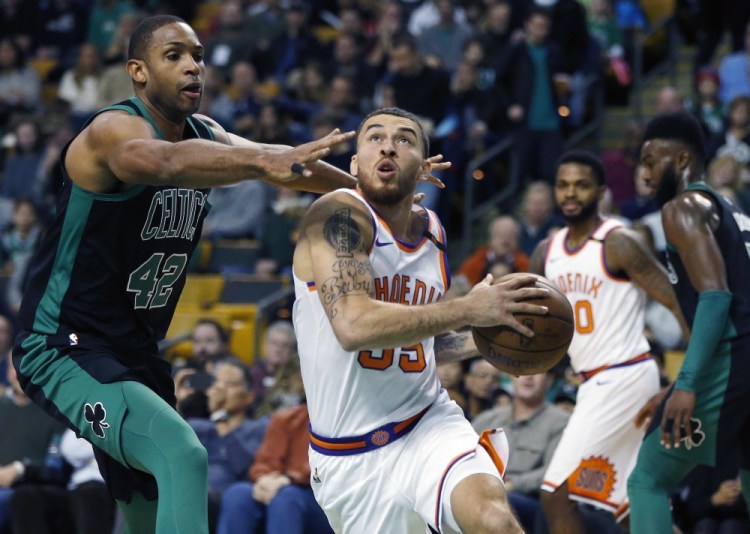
136,95,189,142
566,215,602,248
370,198,418,241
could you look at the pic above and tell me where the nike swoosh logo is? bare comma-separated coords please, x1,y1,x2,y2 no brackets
375,238,394,247
596,380,611,386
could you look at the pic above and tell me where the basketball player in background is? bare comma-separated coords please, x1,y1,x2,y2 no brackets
292,107,551,533
529,150,688,533
628,113,750,533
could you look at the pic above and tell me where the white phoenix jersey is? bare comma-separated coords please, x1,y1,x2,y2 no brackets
544,218,649,373
293,189,450,438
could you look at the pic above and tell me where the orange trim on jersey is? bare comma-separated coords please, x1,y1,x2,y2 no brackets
393,410,424,433
309,434,367,451
614,501,630,521
478,429,506,478
542,479,560,490
306,282,316,291
372,210,430,253
579,352,651,382
562,220,608,256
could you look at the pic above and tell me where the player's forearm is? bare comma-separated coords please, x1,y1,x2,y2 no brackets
115,139,274,187
331,297,475,352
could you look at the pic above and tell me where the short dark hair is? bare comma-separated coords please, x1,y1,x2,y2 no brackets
128,15,187,60
642,112,707,164
556,149,606,185
356,107,430,158
214,360,254,389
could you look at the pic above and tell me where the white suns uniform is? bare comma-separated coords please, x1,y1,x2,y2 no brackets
540,218,659,518
293,189,508,534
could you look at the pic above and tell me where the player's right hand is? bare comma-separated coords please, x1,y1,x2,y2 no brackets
464,274,549,336
262,129,356,182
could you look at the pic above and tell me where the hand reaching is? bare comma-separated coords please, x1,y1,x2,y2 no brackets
660,388,696,449
419,154,450,189
263,129,356,183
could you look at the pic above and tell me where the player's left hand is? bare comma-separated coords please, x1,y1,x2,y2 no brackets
419,154,449,189
660,388,696,449
634,388,668,429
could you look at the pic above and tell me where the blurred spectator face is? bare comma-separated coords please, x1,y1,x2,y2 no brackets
285,6,306,31
206,363,254,416
77,43,100,73
378,1,403,34
656,86,684,114
437,361,464,389
436,0,456,24
463,40,484,66
488,216,520,259
591,0,612,18
259,104,279,128
389,43,420,75
262,323,297,369
465,359,502,400
15,120,39,153
334,35,359,64
340,8,363,36
0,39,18,69
511,373,552,405
696,71,720,101
13,201,37,233
488,260,512,278
523,182,554,225
220,1,245,30
231,62,257,96
729,97,750,128
192,322,227,362
302,63,325,98
487,3,511,33
452,61,477,92
327,76,354,108
708,156,742,189
525,13,550,46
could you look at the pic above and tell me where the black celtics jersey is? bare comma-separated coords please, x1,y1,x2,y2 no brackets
18,98,213,350
664,182,750,340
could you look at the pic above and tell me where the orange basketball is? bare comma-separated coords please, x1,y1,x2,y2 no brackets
471,273,574,376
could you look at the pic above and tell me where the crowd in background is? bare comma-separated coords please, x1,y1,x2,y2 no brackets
1,0,750,532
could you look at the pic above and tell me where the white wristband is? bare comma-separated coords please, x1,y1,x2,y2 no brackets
12,461,25,477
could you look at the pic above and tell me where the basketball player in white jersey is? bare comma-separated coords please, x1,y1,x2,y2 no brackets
292,107,551,534
529,150,687,533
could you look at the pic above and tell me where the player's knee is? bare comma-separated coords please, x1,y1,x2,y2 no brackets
180,435,208,469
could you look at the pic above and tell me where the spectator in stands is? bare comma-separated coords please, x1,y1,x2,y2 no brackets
463,358,506,420
86,0,136,55
453,215,529,296
0,38,40,129
0,314,13,393
473,371,569,532
187,360,268,531
220,61,264,138
718,21,750,105
0,0,36,54
518,181,563,257
9,428,116,534
1,199,42,313
253,357,305,418
691,68,725,153
408,0,468,38
255,187,313,278
655,85,686,115
175,319,239,418
437,360,468,414
1,118,47,215
417,0,476,72
477,1,523,76
324,34,378,110
713,96,750,166
35,0,88,70
694,0,750,72
216,401,332,534
620,165,658,221
257,1,323,83
97,12,139,107
588,0,631,103
386,33,451,134
250,103,292,145
202,180,271,241
204,0,255,79
57,43,104,131
601,119,644,209
367,1,406,77
249,321,297,407
707,155,750,213
499,7,565,186
0,356,67,532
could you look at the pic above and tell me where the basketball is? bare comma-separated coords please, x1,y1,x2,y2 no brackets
472,273,574,376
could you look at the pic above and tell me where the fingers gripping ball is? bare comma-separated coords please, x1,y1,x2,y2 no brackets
472,273,574,376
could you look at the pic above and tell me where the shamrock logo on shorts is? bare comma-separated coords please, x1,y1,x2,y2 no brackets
680,417,705,450
84,402,110,439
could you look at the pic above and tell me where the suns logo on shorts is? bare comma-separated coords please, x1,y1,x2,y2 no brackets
568,456,616,502
371,430,390,447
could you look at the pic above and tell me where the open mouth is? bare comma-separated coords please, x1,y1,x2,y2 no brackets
182,83,202,98
376,160,397,179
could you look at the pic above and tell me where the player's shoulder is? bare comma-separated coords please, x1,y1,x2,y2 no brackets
301,189,372,232
662,189,718,227
83,108,157,144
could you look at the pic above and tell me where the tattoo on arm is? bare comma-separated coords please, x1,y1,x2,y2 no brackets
435,330,476,363
320,208,372,319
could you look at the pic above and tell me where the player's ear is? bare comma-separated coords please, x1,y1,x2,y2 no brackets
676,149,691,173
127,59,147,85
350,154,358,177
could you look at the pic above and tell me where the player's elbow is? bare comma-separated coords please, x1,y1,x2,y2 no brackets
333,325,365,352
